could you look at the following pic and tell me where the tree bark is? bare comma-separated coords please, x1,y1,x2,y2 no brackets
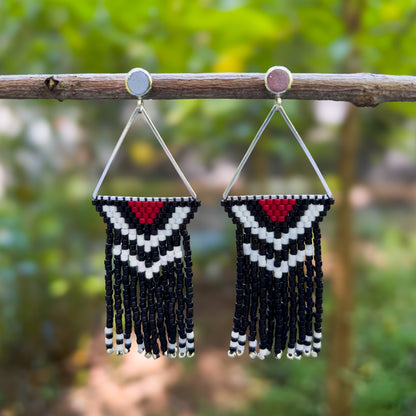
0,73,415,106
327,2,363,415
327,105,359,416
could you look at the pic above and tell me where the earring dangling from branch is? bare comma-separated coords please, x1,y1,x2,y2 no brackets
93,68,200,359
222,66,334,360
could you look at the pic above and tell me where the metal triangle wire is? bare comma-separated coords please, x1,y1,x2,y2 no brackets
222,98,333,200
93,100,197,199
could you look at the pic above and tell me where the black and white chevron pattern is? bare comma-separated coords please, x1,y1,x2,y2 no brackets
93,195,200,359
222,194,334,360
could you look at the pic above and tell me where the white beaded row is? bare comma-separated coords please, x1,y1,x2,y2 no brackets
105,331,196,359
110,243,183,279
304,335,313,356
227,194,330,201
97,195,195,202
103,205,191,232
104,327,134,355
231,203,324,233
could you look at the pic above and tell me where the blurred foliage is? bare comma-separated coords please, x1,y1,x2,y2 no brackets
0,0,416,415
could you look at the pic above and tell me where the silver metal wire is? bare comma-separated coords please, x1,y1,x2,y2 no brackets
222,103,279,200
222,97,332,199
93,100,197,199
139,104,197,199
93,103,141,199
277,105,332,197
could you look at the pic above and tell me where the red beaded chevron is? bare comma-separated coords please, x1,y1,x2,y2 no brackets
259,198,296,222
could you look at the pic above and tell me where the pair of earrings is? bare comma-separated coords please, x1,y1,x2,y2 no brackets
92,67,334,361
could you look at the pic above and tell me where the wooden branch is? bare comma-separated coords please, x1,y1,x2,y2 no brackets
0,72,416,106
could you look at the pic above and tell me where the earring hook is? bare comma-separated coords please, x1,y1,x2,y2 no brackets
223,66,332,200
93,68,197,200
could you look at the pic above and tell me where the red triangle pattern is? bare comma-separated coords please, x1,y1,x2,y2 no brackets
128,200,164,224
259,198,297,222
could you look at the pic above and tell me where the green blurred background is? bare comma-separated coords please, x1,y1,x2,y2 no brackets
1,1,416,415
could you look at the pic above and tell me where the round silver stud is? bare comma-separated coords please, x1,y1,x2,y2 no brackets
125,68,152,97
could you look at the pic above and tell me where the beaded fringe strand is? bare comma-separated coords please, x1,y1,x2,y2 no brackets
222,194,333,360
94,196,200,358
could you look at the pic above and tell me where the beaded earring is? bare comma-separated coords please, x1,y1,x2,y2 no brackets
92,69,200,359
222,67,334,360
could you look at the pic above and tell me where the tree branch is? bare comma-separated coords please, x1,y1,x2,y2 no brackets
0,72,415,106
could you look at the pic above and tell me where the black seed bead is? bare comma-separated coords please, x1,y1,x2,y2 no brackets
296,264,306,351
280,273,289,351
265,271,275,351
258,267,268,350
312,222,324,342
288,268,297,349
249,260,259,343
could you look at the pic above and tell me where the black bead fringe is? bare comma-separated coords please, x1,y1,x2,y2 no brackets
222,194,334,360
93,196,200,358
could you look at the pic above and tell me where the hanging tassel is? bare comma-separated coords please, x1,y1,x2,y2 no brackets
222,194,333,360
93,196,200,358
